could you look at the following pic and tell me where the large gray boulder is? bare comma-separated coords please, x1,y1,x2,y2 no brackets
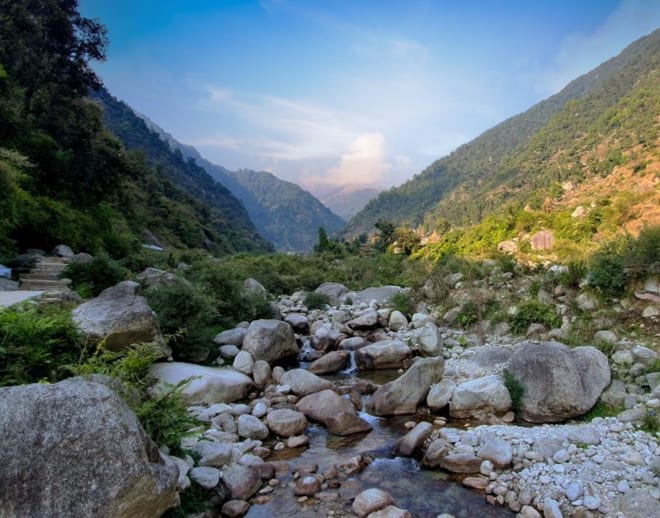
149,362,253,405
508,341,611,422
356,339,412,370
344,286,407,305
0,378,178,517
296,389,372,436
72,281,167,354
314,282,349,306
242,319,298,365
280,368,334,396
308,350,351,374
369,357,444,416
449,375,512,419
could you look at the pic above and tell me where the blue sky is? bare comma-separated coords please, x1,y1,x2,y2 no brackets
79,0,660,194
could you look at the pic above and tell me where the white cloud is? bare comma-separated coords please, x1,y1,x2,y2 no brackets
303,132,391,188
539,0,660,95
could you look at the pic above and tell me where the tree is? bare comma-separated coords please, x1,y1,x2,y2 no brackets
374,219,396,252
315,227,331,253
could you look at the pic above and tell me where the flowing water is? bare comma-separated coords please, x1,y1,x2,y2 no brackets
246,364,513,517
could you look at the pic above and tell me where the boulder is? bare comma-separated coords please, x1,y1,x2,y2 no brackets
280,369,334,396
356,340,412,370
232,350,255,376
426,379,456,411
252,360,272,388
369,357,444,415
507,341,611,422
72,281,167,354
308,350,351,374
417,323,443,357
237,414,269,440
395,422,433,456
52,244,75,258
296,389,372,436
388,310,408,331
136,267,178,288
266,409,308,437
347,308,379,329
449,375,512,419
243,278,267,298
0,378,178,517
315,282,349,306
352,488,395,517
477,437,513,468
284,313,309,332
222,464,262,500
242,319,299,365
213,327,247,346
344,286,406,305
149,362,253,405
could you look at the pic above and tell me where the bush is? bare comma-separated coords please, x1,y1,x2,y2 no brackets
456,301,480,329
0,304,83,386
61,256,127,297
503,369,525,413
304,291,330,310
509,300,560,335
391,291,416,318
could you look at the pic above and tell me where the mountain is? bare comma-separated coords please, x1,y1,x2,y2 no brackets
313,185,381,221
141,121,346,252
90,88,273,254
346,29,660,248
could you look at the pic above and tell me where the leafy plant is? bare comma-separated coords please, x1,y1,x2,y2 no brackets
640,410,658,434
61,256,127,297
581,401,622,421
509,300,561,335
0,304,83,386
391,291,416,318
503,369,525,413
304,291,331,310
456,301,480,329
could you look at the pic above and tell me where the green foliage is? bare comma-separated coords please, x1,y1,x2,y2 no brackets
61,256,128,298
509,300,560,335
391,291,416,318
165,484,212,517
581,401,622,421
640,410,659,434
0,304,83,386
456,301,480,329
503,370,525,413
304,291,330,310
644,358,660,374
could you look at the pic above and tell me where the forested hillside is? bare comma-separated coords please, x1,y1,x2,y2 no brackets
346,28,660,254
141,123,346,252
0,0,271,261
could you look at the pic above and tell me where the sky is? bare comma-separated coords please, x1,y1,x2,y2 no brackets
78,0,660,195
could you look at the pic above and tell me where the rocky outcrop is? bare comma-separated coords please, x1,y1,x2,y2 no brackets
72,280,167,353
508,341,611,422
369,357,444,415
242,319,298,365
449,375,512,419
0,378,178,518
149,362,253,405
296,389,372,436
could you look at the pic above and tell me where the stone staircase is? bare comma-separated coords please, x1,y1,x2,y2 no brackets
19,256,71,291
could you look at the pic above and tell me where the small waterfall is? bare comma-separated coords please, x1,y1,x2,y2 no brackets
339,349,357,375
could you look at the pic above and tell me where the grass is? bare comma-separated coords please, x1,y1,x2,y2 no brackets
503,369,525,413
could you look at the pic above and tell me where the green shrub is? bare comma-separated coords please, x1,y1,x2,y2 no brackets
304,291,330,310
61,256,128,297
456,301,480,329
509,300,561,335
503,369,525,413
590,253,627,296
581,401,622,421
391,291,416,317
146,281,218,362
0,304,83,386
641,410,658,434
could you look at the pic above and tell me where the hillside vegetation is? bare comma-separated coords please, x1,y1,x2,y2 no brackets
143,124,345,252
346,29,659,261
0,0,271,262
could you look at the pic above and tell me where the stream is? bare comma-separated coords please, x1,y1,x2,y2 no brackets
245,362,514,517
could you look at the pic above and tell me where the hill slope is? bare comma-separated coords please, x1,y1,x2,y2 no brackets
346,29,660,242
90,88,273,254
141,122,346,252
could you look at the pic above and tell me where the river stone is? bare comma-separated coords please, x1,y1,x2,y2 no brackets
367,506,412,518
348,308,379,329
237,414,269,440
251,361,271,388
395,422,433,456
315,282,349,306
308,350,350,374
417,323,443,357
356,339,412,370
213,327,247,346
422,438,451,467
427,379,456,411
437,452,482,473
222,464,262,500
222,500,250,518
149,362,253,405
594,329,618,344
285,313,309,332
72,280,167,354
508,341,610,422
632,345,658,365
233,350,255,375
190,466,220,489
281,368,334,396
242,319,299,365
388,310,408,331
296,389,372,435
352,488,395,517
449,375,512,419
345,286,406,305
295,475,321,496
369,357,444,415
576,292,599,311
477,437,513,468
266,409,308,437
0,378,178,518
